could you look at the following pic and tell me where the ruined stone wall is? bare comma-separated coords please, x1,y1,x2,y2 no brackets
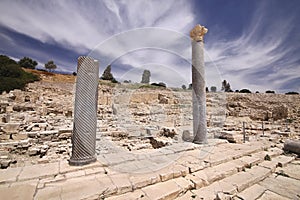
226,93,300,122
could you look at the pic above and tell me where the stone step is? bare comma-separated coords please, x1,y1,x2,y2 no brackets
236,159,300,200
0,140,292,200
106,154,294,200
102,143,285,199
175,154,295,200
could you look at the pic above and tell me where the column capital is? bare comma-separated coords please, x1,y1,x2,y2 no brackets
190,24,208,42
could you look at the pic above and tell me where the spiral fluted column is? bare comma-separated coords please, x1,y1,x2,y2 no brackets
69,56,99,166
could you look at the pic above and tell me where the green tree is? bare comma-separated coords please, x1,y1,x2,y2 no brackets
239,89,252,93
141,69,151,84
18,57,38,69
45,60,57,72
0,55,39,93
0,55,18,66
285,91,299,95
101,65,117,82
265,90,275,94
182,85,186,90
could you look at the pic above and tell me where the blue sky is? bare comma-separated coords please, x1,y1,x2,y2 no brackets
0,0,299,93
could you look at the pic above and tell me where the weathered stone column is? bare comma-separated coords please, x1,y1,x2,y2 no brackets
69,56,99,166
190,24,208,144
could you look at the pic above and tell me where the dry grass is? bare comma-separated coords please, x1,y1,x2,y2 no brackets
23,68,76,83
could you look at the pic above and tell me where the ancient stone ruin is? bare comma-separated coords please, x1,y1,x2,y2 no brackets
69,56,99,165
190,24,208,144
0,24,299,199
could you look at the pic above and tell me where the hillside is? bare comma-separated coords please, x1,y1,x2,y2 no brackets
22,68,76,83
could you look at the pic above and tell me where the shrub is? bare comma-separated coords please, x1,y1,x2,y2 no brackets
18,57,38,69
285,91,299,95
45,60,57,72
150,82,166,88
0,55,39,93
239,89,252,93
265,90,275,94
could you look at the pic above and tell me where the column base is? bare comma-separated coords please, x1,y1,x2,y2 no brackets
193,139,208,145
69,156,97,166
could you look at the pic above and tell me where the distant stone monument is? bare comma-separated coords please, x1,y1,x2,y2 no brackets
69,56,99,165
190,24,208,144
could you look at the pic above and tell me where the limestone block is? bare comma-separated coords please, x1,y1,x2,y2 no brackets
110,173,133,194
18,162,59,181
142,179,182,200
12,134,28,140
2,123,20,134
237,184,266,200
0,184,36,200
28,147,40,156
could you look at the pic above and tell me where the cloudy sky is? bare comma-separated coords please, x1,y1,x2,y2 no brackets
0,0,299,93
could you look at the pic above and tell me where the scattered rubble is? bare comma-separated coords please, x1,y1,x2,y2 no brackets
0,78,299,169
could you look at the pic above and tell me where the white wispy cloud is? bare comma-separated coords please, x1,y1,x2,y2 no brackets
0,0,299,92
0,0,198,87
205,1,300,92
0,0,195,51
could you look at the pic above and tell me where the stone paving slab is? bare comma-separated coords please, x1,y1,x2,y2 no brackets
236,184,266,200
129,173,160,190
34,185,62,200
259,174,300,199
141,179,182,200
0,140,298,200
173,177,193,191
275,160,300,180
105,189,149,200
110,173,133,194
239,155,262,168
257,190,290,200
258,159,278,172
36,174,118,200
274,155,295,167
247,166,272,182
185,173,207,189
18,162,59,181
191,184,217,199
175,191,196,200
222,171,256,192
0,166,22,183
0,184,36,200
